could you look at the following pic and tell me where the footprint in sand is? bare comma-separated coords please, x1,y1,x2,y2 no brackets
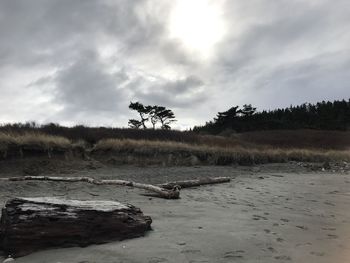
246,203,256,207
295,242,312,247
276,238,284,242
296,225,308,230
148,257,168,263
252,215,268,220
267,247,276,253
310,251,325,257
274,255,291,261
322,227,336,231
264,229,271,233
270,174,284,178
327,234,338,239
307,199,318,203
327,190,339,194
181,249,201,254
324,201,336,206
280,218,289,222
223,250,245,258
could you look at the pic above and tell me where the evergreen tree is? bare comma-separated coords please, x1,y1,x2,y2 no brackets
153,106,177,130
241,104,256,116
128,102,150,129
128,102,177,130
193,99,350,134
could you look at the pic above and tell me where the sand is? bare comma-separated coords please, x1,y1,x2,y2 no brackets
0,164,349,263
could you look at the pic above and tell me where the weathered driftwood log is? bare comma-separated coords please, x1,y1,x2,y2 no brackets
158,177,231,190
0,176,180,199
0,197,152,257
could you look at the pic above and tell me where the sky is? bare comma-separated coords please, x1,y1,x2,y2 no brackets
0,0,349,129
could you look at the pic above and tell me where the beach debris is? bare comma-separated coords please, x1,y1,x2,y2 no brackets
2,256,15,262
299,161,350,173
0,176,231,200
0,197,152,257
0,176,180,199
158,177,231,190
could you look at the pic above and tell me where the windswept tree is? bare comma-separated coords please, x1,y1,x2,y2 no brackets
128,102,177,130
146,105,158,129
128,102,150,129
153,106,177,130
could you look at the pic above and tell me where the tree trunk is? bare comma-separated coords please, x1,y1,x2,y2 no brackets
158,177,231,190
0,197,152,257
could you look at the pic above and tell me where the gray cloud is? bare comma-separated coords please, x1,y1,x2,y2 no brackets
134,75,205,108
54,50,128,114
0,0,349,128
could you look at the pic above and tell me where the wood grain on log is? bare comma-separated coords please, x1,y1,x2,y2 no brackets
158,177,231,189
0,197,152,257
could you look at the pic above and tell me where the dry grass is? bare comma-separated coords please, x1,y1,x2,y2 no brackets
0,132,73,153
1,131,349,165
234,130,350,150
94,138,350,165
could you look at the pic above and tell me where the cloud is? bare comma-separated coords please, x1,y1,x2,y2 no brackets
54,50,128,115
134,75,205,108
0,0,349,128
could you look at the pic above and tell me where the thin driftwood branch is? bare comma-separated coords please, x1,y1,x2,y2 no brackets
0,176,180,199
158,177,231,190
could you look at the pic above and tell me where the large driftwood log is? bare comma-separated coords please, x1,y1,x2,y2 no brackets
0,176,180,199
158,177,231,190
0,197,152,257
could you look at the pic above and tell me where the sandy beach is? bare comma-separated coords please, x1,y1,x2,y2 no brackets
0,164,349,263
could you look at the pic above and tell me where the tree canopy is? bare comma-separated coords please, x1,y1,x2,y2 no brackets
194,99,350,134
128,102,177,130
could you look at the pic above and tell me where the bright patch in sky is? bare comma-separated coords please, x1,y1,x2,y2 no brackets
169,0,226,59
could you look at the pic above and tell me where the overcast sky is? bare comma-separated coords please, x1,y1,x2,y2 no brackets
1,0,349,129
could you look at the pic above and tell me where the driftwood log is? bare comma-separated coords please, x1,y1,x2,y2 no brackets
0,176,180,199
159,177,231,190
0,197,152,257
0,176,231,199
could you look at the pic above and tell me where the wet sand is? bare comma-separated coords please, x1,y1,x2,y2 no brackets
0,164,349,262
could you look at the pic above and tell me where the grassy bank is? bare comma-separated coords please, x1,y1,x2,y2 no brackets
94,138,350,165
0,131,349,165
0,132,82,158
2,123,349,150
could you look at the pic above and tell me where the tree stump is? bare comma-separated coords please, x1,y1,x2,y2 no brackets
0,197,152,257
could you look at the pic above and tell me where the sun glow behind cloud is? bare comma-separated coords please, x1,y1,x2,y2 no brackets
169,0,226,60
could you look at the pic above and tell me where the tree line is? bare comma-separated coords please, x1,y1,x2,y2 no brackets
193,99,350,134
